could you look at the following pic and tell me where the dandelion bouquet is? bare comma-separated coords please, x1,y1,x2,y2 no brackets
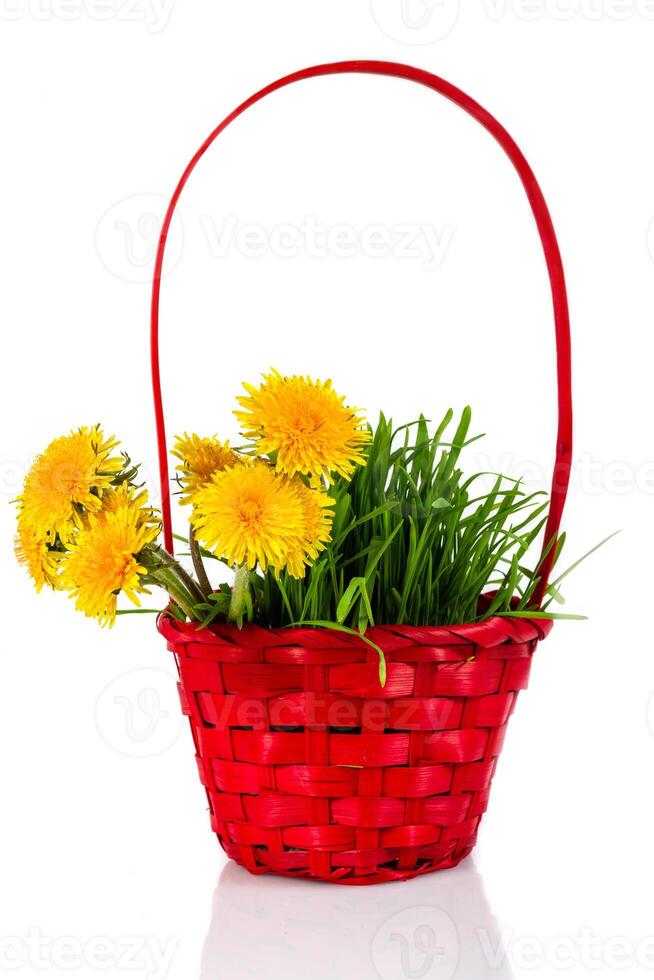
15,370,595,684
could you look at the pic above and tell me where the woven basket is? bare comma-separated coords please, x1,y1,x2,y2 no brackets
149,61,573,884
158,611,553,884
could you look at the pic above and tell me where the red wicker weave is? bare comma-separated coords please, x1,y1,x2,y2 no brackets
150,61,573,884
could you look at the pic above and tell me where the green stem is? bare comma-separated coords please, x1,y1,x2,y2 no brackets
153,546,205,606
228,564,249,625
150,565,197,620
189,527,212,599
139,544,205,619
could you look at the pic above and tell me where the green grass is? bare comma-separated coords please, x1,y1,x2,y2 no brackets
253,407,571,632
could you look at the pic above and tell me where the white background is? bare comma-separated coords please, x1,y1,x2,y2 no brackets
1,3,652,978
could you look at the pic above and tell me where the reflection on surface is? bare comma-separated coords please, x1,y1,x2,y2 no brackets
201,858,513,979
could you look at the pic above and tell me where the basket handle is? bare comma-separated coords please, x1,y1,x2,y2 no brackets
150,60,572,607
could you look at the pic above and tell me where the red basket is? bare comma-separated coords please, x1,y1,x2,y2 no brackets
150,61,572,885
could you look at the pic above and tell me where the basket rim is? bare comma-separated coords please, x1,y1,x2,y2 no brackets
156,597,553,650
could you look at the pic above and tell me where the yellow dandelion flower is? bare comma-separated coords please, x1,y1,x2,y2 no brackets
19,425,123,542
284,482,334,577
100,482,156,522
15,521,63,592
172,433,239,505
60,485,160,627
192,460,327,578
235,370,371,483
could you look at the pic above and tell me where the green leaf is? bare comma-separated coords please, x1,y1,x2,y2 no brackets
116,608,161,616
496,610,588,621
549,531,620,589
336,577,367,624
291,619,387,686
